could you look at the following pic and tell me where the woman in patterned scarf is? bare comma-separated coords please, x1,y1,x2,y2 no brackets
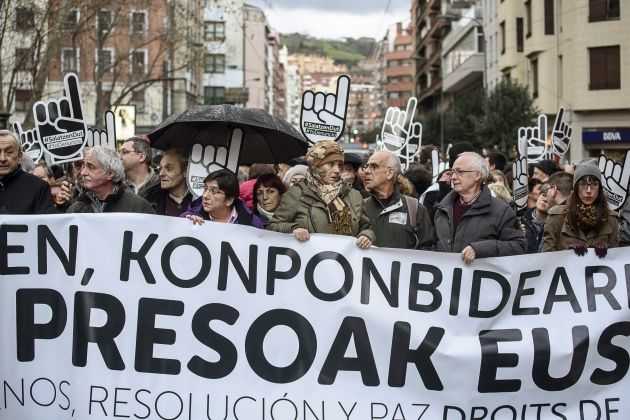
268,140,374,248
543,163,618,256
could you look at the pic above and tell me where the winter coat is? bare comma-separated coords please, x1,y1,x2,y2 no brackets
268,180,375,241
542,204,619,252
66,186,155,214
136,170,160,199
181,197,265,229
144,183,193,217
522,208,545,253
363,188,434,249
619,199,630,246
433,185,526,257
0,168,56,214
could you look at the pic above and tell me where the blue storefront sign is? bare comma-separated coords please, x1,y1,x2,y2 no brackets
583,127,630,145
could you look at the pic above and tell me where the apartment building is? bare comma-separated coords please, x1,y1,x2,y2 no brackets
497,0,629,160
383,22,415,109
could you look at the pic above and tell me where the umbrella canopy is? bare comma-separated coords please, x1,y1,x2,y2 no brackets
147,105,308,164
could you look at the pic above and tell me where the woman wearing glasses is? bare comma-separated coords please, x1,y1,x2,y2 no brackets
543,163,618,256
183,169,264,228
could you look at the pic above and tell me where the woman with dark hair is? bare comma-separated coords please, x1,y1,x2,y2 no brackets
182,169,264,228
253,173,287,225
543,163,618,256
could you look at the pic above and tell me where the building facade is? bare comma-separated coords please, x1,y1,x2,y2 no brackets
383,22,415,109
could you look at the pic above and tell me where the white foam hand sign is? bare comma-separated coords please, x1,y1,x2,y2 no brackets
13,121,43,162
512,127,529,210
551,107,572,158
381,97,418,153
186,128,243,198
300,75,350,143
431,148,449,183
598,151,630,211
86,111,116,150
521,114,549,163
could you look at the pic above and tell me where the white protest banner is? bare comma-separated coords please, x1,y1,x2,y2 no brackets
1,215,630,420
186,128,243,198
300,75,350,143
598,151,630,211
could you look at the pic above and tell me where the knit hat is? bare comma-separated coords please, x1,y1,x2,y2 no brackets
282,164,308,187
573,163,601,187
306,140,344,168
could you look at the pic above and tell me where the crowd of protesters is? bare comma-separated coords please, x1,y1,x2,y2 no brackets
1,127,627,263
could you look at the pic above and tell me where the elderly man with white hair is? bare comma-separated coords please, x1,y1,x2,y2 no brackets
66,146,154,214
363,150,434,249
0,129,55,214
434,152,525,264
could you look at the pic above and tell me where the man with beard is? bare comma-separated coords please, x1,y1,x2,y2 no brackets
144,149,192,216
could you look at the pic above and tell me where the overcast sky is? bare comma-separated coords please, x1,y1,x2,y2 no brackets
248,0,411,39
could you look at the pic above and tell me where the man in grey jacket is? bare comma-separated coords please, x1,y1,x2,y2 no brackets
434,152,525,264
363,151,434,249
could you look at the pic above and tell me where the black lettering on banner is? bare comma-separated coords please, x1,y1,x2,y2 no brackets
625,264,630,309
155,391,183,420
305,251,353,301
543,267,582,314
606,398,620,417
30,377,56,407
470,406,488,419
478,329,522,393
58,380,71,410
89,385,108,416
585,266,621,311
37,225,77,276
492,405,517,418
361,258,400,307
449,268,463,316
120,231,158,284
135,298,184,375
408,264,442,312
443,406,465,419
580,400,601,419
371,402,387,420
162,237,211,288
1,224,29,275
319,317,379,386
4,378,25,406
512,270,541,315
388,323,444,390
552,403,568,420
218,242,257,293
113,387,131,418
188,303,239,379
266,246,301,294
470,270,510,318
591,321,630,385
16,288,67,361
135,389,152,420
73,292,126,370
245,309,316,383
532,326,589,391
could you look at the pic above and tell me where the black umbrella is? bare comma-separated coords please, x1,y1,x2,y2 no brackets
147,105,308,164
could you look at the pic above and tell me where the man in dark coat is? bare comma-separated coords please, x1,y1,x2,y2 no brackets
67,146,154,214
0,129,55,214
363,151,434,249
144,149,192,216
434,152,525,263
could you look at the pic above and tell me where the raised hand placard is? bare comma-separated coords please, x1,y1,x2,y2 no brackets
513,124,529,210
598,151,630,211
521,108,572,163
300,75,350,143
86,111,116,150
13,121,43,162
380,97,422,170
33,73,88,164
186,128,243,198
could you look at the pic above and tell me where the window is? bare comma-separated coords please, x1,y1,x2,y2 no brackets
589,0,620,22
204,86,225,105
131,50,147,76
62,9,80,31
544,0,555,34
131,11,147,33
204,21,225,41
96,49,113,73
15,48,32,71
204,54,225,73
61,48,79,73
14,89,32,112
589,45,621,90
525,1,532,37
516,18,524,52
131,89,145,113
97,10,112,34
530,58,539,98
500,21,506,54
15,7,34,30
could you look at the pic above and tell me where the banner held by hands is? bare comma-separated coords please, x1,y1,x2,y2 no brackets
300,75,351,143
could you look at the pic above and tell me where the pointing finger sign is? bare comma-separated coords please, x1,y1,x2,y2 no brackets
334,75,350,117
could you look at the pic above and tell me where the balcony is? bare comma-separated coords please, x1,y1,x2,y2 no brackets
384,66,415,78
385,50,412,61
442,53,484,93
385,81,415,92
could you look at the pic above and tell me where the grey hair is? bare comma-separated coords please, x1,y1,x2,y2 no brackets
382,151,402,177
21,154,35,172
459,151,490,182
88,146,126,184
0,129,20,148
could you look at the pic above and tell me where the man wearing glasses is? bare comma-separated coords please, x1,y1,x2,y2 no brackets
433,152,525,264
362,151,434,249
